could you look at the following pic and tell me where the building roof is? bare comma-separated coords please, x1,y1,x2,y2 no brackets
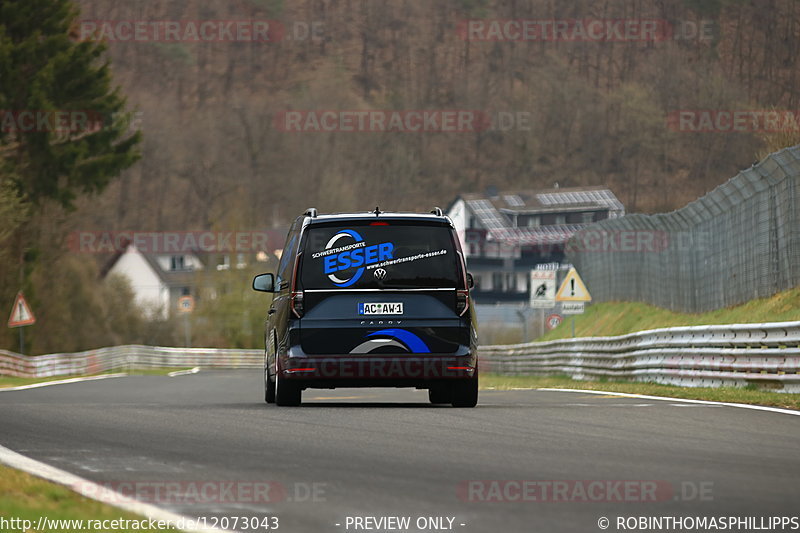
457,186,624,246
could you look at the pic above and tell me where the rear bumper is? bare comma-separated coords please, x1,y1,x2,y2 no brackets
279,353,477,388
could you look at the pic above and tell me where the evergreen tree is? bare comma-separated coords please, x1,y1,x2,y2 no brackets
0,0,141,208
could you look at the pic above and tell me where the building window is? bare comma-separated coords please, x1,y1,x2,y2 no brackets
518,274,527,293
181,287,190,296
492,272,503,291
554,215,566,225
170,255,185,271
506,273,517,292
527,216,540,227
582,212,594,223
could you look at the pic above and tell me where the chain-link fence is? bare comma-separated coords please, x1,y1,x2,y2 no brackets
566,145,800,312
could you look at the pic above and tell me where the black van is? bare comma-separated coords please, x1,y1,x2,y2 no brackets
252,208,478,407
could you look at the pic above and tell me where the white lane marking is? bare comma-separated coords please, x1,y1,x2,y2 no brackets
562,403,655,407
0,445,228,532
168,367,200,377
0,373,128,392
538,388,800,417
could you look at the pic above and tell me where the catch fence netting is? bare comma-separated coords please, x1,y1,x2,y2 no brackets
567,145,800,312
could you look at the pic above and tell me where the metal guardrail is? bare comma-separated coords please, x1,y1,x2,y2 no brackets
479,321,800,392
0,345,262,379
2,323,799,392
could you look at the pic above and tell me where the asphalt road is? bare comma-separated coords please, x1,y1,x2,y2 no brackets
1,370,798,533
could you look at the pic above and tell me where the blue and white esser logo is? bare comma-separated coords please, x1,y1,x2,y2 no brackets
322,229,394,287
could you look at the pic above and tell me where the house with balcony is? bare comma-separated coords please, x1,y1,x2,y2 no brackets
447,186,624,304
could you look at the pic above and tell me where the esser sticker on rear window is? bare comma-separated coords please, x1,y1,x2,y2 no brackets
358,303,404,315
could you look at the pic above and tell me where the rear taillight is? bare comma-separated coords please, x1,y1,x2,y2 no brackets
456,289,469,316
455,250,470,316
290,252,304,317
291,291,304,318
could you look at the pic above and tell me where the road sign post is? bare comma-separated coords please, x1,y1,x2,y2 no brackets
8,292,35,355
545,313,563,330
529,270,556,309
177,295,195,348
555,269,591,338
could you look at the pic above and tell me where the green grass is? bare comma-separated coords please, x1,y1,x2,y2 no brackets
480,374,800,410
0,368,194,389
0,465,175,532
538,285,800,341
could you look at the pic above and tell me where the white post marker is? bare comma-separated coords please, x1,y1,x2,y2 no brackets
8,292,35,354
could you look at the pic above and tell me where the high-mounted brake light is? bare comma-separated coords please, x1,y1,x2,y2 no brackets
370,222,389,226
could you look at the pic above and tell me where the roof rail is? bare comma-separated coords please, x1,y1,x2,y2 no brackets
304,207,318,218
430,206,443,216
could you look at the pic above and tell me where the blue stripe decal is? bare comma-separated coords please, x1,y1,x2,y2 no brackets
367,329,430,354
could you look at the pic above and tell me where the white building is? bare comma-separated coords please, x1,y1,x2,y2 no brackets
102,244,205,319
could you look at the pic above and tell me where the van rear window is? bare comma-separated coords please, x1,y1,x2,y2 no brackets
299,223,459,289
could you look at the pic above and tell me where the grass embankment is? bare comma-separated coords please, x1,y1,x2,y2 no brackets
480,374,800,410
539,286,800,341
0,465,175,532
484,286,800,410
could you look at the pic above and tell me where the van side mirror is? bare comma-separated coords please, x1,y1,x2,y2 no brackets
466,272,474,289
253,273,276,292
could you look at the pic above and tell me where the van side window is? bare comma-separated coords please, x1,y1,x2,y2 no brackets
276,223,301,290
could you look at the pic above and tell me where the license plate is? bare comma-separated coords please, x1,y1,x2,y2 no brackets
358,302,404,315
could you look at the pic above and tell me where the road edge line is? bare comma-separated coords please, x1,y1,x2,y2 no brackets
0,373,128,392
0,445,229,533
168,367,200,377
537,388,800,416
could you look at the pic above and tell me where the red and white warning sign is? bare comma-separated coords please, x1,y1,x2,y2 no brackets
8,292,36,327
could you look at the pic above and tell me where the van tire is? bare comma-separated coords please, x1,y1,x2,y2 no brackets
428,386,451,404
275,372,301,406
264,368,275,404
451,375,478,407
